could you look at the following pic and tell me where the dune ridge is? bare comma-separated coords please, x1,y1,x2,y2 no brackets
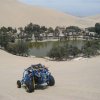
0,0,99,28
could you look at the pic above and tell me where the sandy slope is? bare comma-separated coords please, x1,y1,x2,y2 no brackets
0,0,97,28
84,15,100,24
0,49,100,100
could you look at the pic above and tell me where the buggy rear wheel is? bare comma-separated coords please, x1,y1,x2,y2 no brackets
48,75,55,86
25,78,35,93
17,80,21,88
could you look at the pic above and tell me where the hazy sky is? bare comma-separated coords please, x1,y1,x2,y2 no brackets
19,0,100,16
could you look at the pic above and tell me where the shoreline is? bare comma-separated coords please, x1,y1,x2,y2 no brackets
0,48,98,62
31,38,91,42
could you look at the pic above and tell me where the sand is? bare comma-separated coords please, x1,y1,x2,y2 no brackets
0,49,100,100
84,14,100,23
0,0,98,28
0,0,100,99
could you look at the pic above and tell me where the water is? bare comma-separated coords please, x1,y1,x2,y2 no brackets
29,40,85,57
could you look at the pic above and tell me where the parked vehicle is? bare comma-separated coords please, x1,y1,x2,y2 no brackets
17,64,55,92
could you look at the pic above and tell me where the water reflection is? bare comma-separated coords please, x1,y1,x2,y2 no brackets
29,40,85,57
29,42,49,49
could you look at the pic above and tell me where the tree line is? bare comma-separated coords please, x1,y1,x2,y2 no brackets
0,22,100,57
87,23,100,35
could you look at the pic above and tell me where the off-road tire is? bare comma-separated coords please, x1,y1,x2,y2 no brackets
25,78,35,93
48,75,55,86
17,80,21,88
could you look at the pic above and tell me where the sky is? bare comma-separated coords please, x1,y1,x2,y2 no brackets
19,0,100,17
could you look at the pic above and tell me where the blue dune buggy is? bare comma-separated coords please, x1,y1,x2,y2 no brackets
17,64,55,92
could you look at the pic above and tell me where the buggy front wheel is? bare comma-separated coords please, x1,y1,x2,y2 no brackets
17,80,21,88
25,78,35,93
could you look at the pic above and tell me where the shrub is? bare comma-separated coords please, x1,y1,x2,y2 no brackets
48,44,81,60
82,40,100,57
48,46,65,60
6,40,29,56
68,45,81,57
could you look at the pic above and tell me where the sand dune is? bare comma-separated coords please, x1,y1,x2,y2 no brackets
0,0,98,28
84,15,100,24
0,49,100,100
0,1,100,99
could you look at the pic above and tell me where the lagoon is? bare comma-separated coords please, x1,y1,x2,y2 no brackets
29,40,85,57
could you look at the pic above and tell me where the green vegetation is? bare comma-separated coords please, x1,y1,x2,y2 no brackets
87,23,100,37
48,44,81,60
95,23,100,36
87,27,95,32
0,26,17,49
6,40,29,56
0,22,100,58
82,40,100,57
0,26,28,56
65,26,81,33
48,46,65,60
48,40,100,60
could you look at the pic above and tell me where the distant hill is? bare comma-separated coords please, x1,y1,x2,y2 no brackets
84,15,100,23
0,0,99,28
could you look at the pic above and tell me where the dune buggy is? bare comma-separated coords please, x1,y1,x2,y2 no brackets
17,64,55,92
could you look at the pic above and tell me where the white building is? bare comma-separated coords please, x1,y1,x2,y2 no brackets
88,32,96,36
